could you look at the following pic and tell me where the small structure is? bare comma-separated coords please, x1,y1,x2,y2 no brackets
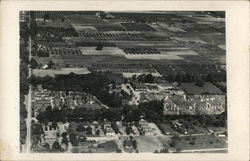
42,123,59,149
103,122,115,137
138,119,155,136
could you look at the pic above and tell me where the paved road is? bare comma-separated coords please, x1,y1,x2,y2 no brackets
25,13,32,152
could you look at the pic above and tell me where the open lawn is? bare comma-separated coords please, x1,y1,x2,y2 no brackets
135,136,164,153
59,55,186,67
66,14,107,25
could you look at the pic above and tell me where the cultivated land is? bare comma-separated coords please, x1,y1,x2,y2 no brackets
20,11,227,153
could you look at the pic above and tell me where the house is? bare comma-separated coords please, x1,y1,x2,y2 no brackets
138,119,155,136
33,99,51,117
103,122,115,137
42,123,59,149
57,122,69,135
123,138,133,149
32,89,52,116
143,126,155,136
65,95,75,109
105,128,116,137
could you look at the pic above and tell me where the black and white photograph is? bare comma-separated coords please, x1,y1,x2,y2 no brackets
0,0,249,161
19,11,227,153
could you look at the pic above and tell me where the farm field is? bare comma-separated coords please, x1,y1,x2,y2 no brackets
158,23,186,33
121,23,156,31
94,24,126,31
72,25,98,32
57,55,186,67
79,47,125,56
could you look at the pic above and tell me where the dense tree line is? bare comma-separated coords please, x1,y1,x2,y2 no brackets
20,22,29,146
37,107,122,123
138,100,164,121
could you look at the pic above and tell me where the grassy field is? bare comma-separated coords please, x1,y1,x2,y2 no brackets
135,136,164,153
180,82,224,95
170,135,227,151
72,140,119,153
66,14,107,25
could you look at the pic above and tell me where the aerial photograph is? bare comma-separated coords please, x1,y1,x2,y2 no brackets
19,11,227,153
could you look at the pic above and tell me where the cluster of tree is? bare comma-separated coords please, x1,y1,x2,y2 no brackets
137,73,155,83
30,58,38,69
137,99,227,128
154,64,226,83
20,22,29,42
37,50,49,57
164,110,227,128
29,73,122,108
122,105,142,122
138,100,164,121
165,73,226,84
122,100,164,122
30,11,38,38
111,121,120,134
36,106,123,123
95,43,103,50
19,25,29,146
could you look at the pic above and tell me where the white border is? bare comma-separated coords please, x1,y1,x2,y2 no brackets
0,1,249,161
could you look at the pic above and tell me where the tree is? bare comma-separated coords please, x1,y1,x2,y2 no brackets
86,126,93,135
116,149,122,153
43,13,50,21
51,121,58,129
96,43,103,50
69,133,78,146
30,19,38,38
30,58,38,69
95,129,100,136
61,132,68,138
76,124,86,132
78,135,87,142
48,60,55,69
125,126,133,135
144,74,154,83
52,141,61,150
132,140,137,149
